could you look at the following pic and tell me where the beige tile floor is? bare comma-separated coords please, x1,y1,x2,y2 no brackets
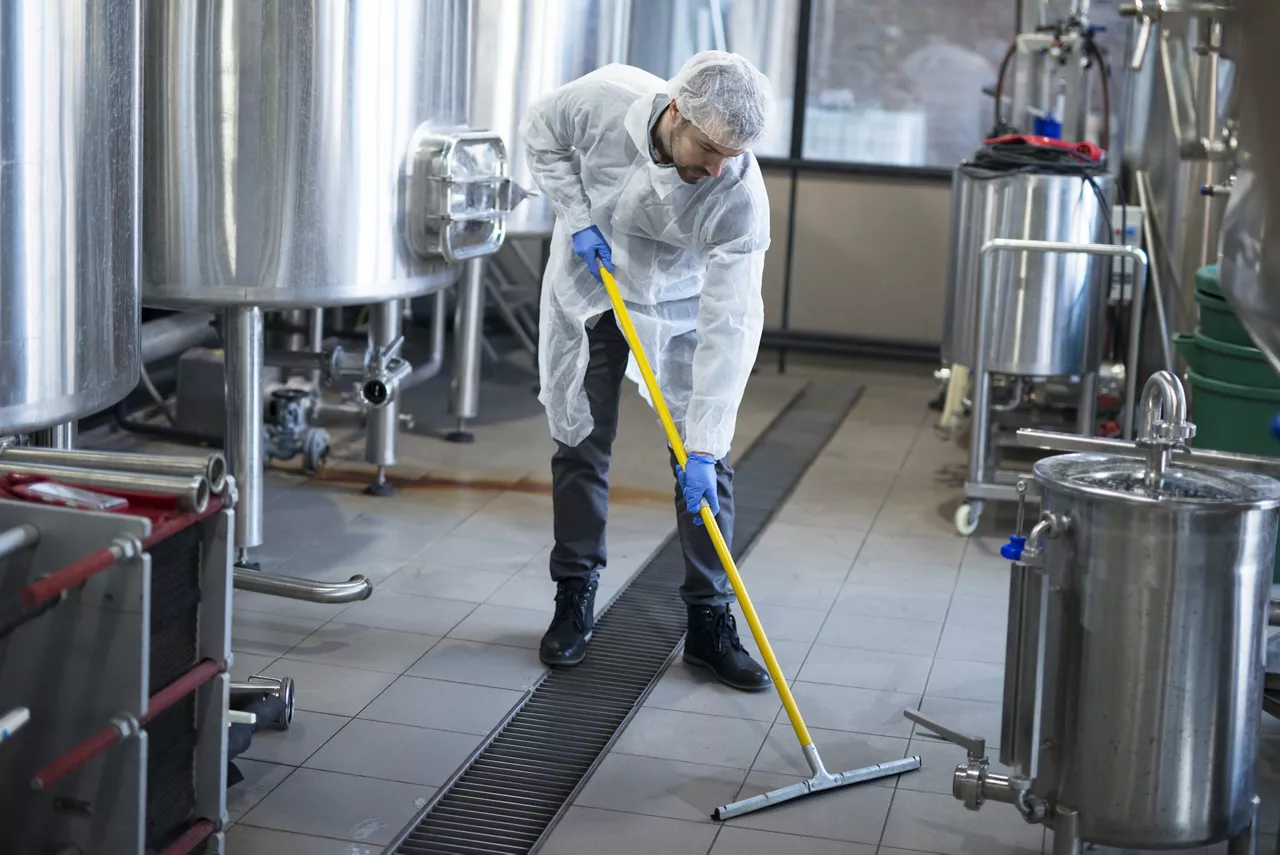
92,356,1280,854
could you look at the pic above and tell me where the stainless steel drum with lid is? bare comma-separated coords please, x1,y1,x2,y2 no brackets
1033,448,1278,846
0,0,142,435
942,166,1112,377
910,372,1280,854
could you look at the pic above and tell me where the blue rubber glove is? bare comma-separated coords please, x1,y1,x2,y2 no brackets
677,453,719,525
571,226,614,282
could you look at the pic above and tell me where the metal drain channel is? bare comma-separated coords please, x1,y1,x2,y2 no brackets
386,383,864,855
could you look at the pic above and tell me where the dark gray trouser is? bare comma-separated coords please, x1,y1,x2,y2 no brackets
549,311,735,608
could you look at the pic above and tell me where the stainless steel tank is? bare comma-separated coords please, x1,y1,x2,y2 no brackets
942,168,1112,377
1033,455,1274,846
913,373,1279,853
1003,373,1278,850
469,0,630,237
141,0,470,308
0,0,142,435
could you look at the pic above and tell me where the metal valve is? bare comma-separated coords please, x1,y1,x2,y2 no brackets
359,335,412,409
903,710,991,810
360,357,412,409
903,709,1045,821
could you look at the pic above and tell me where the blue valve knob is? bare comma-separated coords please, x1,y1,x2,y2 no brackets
1270,413,1280,442
1001,535,1027,561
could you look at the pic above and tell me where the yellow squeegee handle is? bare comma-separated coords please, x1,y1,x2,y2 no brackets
597,264,814,750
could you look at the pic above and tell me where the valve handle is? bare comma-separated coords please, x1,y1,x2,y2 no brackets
1271,413,1280,443
1000,535,1027,561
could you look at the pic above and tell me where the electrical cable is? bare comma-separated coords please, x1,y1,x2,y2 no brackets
140,363,177,426
992,42,1018,136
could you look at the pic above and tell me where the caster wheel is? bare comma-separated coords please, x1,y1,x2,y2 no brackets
954,503,981,537
277,676,295,730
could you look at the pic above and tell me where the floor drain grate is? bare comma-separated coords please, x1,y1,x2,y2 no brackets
386,382,863,855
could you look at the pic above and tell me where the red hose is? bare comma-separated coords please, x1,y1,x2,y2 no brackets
30,725,122,791
21,498,222,608
31,659,224,790
158,818,216,855
143,659,222,722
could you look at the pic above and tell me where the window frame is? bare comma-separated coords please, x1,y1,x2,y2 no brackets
779,0,1017,178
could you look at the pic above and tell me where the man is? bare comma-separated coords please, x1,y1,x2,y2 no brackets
520,51,774,692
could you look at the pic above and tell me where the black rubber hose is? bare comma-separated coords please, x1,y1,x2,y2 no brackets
113,400,223,448
1088,35,1112,152
992,41,1018,135
0,594,62,642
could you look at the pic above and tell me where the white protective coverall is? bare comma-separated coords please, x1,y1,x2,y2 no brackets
520,63,770,461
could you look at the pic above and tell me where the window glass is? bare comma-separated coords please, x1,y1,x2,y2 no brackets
628,0,800,157
803,0,1017,167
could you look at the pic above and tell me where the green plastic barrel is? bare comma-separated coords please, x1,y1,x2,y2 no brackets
1196,264,1221,297
1187,371,1280,581
1195,289,1254,347
1173,331,1280,389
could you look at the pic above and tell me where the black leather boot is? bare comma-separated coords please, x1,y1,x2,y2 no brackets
684,605,772,692
539,579,597,666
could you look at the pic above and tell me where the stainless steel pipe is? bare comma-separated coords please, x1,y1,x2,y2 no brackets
1017,429,1280,478
401,290,447,391
225,307,264,554
0,524,39,561
449,259,486,436
29,423,77,450
233,568,372,604
0,448,227,494
308,309,324,389
140,312,218,364
0,462,208,513
262,349,330,375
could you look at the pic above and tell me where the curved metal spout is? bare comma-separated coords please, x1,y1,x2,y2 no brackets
1137,371,1190,441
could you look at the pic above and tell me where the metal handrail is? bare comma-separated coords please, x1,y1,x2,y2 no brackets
233,568,372,604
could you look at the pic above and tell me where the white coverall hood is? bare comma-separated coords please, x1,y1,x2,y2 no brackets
519,63,771,460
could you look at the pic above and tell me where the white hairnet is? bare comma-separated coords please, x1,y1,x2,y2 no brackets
668,51,775,151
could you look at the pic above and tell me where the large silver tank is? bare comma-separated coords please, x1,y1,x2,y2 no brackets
469,0,630,237
0,1,142,434
1030,449,1277,847
141,0,469,308
942,168,1112,377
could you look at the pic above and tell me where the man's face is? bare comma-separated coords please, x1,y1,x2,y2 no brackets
667,106,744,184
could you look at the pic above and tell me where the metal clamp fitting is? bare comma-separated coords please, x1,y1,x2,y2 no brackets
110,534,145,562
109,713,141,740
360,357,413,409
1018,513,1065,563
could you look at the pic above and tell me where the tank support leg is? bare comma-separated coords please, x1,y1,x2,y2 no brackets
364,300,400,497
226,306,265,564
1050,807,1081,855
447,258,485,444
29,422,76,450
1228,795,1261,855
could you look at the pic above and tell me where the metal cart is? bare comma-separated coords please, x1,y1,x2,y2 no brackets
956,237,1149,535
